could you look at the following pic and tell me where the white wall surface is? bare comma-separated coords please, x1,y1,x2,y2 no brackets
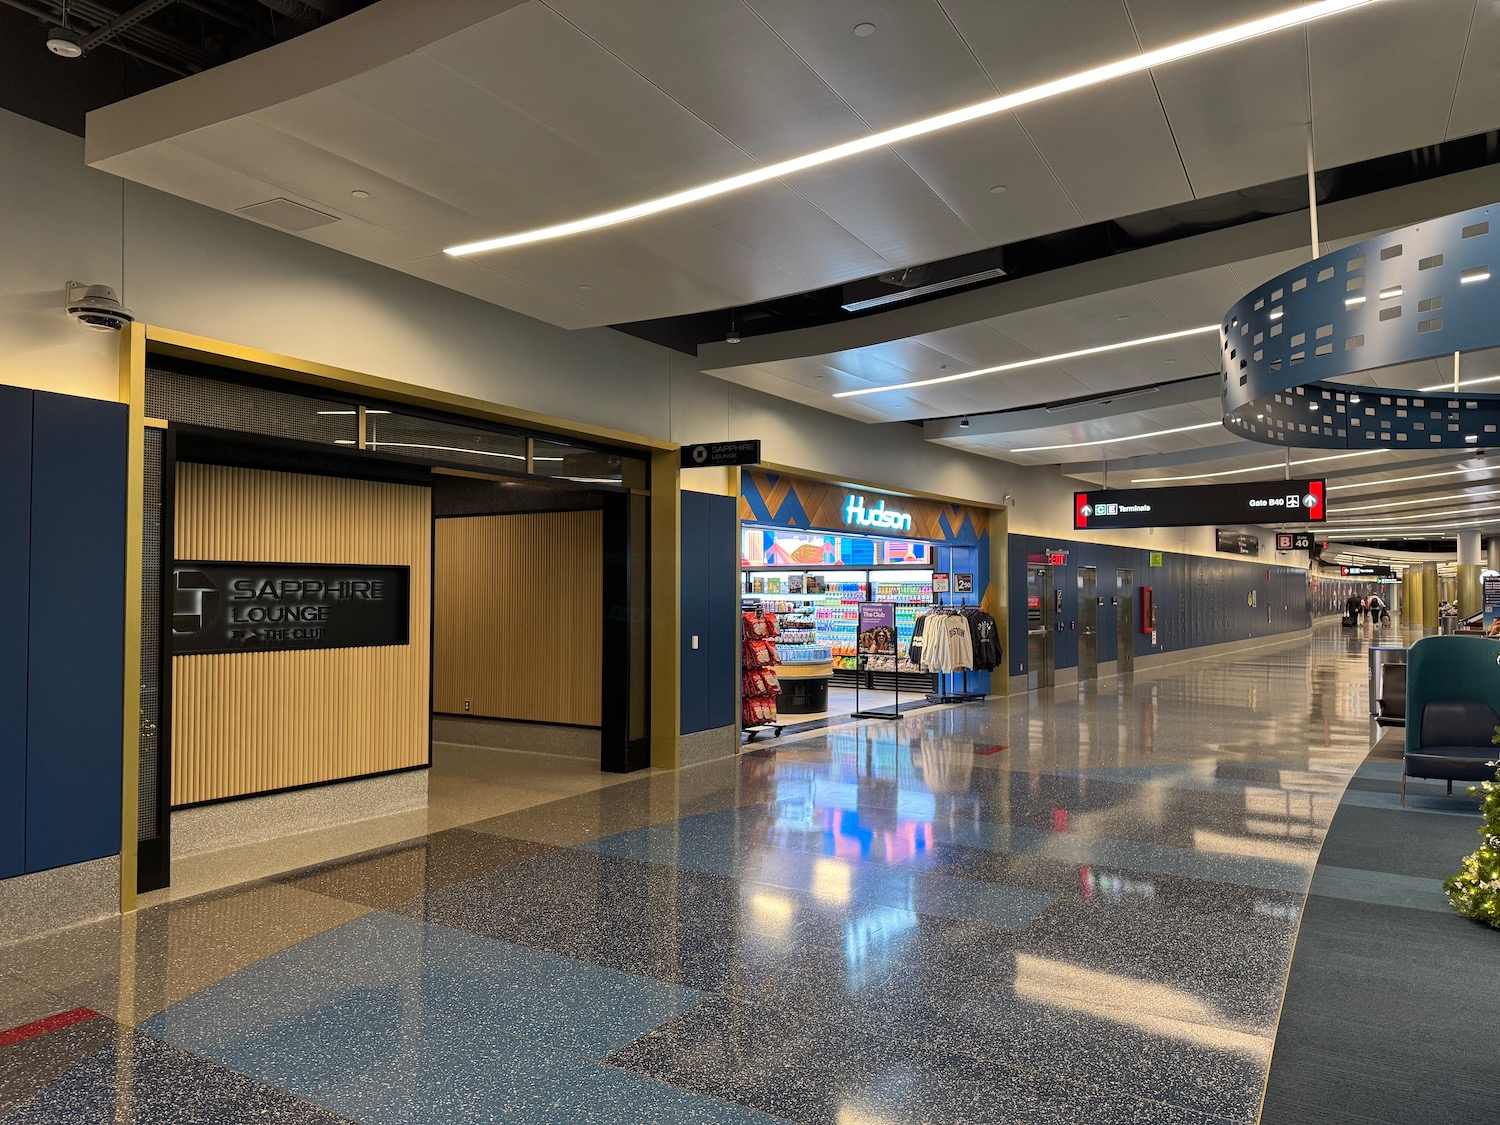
0,108,1280,561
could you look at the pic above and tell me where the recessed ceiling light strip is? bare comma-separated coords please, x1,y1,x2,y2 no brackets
1328,465,1500,491
1334,489,1500,513
1011,420,1221,454
1131,448,1384,483
444,0,1380,256
836,324,1218,399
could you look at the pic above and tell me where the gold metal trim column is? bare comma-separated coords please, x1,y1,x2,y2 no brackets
118,323,145,914
989,506,1009,696
650,449,681,769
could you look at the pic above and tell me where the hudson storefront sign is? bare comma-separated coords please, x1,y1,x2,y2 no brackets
171,562,410,655
843,495,914,532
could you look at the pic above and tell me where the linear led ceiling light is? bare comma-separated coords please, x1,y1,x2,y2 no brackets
1419,372,1500,392
1132,448,1384,484
1335,489,1500,513
1328,465,1500,491
444,0,1382,258
1011,420,1221,454
838,325,1218,399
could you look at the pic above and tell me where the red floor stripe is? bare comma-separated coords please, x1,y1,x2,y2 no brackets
976,744,1008,756
0,1008,99,1049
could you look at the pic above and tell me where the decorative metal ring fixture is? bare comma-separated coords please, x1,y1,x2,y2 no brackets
1220,203,1499,450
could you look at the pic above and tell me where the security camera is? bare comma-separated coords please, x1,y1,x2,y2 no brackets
65,283,134,331
45,25,82,58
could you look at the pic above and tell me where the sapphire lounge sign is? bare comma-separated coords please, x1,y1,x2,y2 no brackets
172,562,410,655
843,495,913,532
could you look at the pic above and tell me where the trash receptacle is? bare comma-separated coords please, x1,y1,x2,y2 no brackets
1369,645,1406,717
1440,616,1461,635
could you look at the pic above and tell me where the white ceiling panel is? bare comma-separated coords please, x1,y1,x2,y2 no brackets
1448,1,1500,140
1138,266,1252,332
421,3,754,191
1015,74,1194,221
1148,35,1311,198
1056,286,1181,342
542,0,867,162
744,0,994,131
400,254,602,329
682,182,892,289
890,114,1087,247
943,0,1138,92
1307,0,1475,170
784,148,984,265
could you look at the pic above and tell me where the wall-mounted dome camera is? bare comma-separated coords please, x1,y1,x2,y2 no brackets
65,282,134,331
46,25,83,57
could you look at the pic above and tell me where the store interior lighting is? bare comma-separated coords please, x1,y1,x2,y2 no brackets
444,0,1381,257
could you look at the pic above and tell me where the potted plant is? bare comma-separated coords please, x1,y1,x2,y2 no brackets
1441,728,1500,929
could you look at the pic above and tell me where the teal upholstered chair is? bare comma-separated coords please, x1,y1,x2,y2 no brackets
1402,637,1500,805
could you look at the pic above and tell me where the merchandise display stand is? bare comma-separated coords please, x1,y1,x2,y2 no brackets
851,601,901,720
928,594,987,704
741,600,785,742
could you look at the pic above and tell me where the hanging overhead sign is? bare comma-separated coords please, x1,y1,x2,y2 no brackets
1075,480,1326,530
1216,530,1260,555
681,439,761,467
171,562,410,655
1340,564,1394,578
1277,532,1315,551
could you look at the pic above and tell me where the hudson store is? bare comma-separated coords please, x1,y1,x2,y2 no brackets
737,469,1003,732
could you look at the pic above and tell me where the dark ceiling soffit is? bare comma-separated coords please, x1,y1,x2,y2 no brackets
697,163,1500,374
921,373,1219,442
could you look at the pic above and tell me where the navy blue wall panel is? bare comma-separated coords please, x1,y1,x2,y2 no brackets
680,493,710,734
25,392,126,872
1008,534,1309,679
0,387,33,879
681,492,738,735
704,494,738,732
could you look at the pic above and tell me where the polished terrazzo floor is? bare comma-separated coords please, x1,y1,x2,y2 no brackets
0,626,1385,1124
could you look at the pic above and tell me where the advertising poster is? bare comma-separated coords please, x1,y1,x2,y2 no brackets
933,572,951,594
1485,575,1500,626
858,602,897,655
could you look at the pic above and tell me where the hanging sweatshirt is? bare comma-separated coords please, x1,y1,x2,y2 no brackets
966,611,1002,671
940,615,974,672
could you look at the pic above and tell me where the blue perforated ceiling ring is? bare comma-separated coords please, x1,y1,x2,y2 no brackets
1220,203,1499,449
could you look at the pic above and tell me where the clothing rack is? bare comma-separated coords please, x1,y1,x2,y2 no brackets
928,595,986,704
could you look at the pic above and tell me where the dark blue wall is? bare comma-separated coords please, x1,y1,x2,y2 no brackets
0,389,126,877
0,387,32,879
1008,534,1309,679
681,492,738,734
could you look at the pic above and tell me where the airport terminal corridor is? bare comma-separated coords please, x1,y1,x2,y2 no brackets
0,625,1389,1124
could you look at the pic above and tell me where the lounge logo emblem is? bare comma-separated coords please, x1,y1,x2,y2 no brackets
172,570,219,635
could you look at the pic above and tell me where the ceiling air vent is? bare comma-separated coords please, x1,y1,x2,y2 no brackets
236,198,340,232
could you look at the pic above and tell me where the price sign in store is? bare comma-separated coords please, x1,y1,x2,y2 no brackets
954,573,974,593
933,572,951,594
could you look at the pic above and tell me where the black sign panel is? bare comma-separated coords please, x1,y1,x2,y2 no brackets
1075,479,1326,530
171,562,410,655
1276,532,1314,551
680,440,761,468
1340,564,1394,578
955,573,974,593
1216,530,1260,556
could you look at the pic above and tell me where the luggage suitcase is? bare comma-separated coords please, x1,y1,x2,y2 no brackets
1341,614,1355,628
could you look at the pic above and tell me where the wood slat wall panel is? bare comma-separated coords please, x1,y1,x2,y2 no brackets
172,464,430,806
433,513,602,726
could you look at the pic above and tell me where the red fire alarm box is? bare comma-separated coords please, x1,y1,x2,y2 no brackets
1140,586,1155,634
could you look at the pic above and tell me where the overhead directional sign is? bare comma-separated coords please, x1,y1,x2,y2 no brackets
1277,532,1315,551
680,440,760,468
1075,479,1326,530
1341,564,1394,578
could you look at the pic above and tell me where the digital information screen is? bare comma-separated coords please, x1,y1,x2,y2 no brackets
1075,479,1326,530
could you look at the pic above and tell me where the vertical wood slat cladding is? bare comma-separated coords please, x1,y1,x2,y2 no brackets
172,464,431,806
433,513,602,726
